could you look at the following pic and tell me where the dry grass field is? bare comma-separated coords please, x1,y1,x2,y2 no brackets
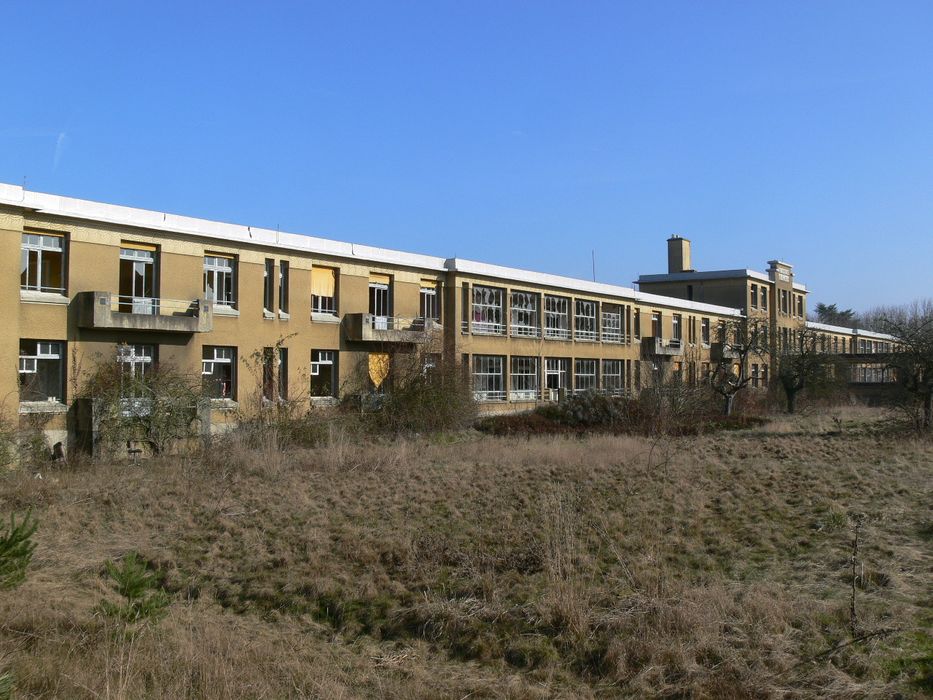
1,406,931,698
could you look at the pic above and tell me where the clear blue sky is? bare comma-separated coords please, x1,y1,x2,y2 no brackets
3,1,931,311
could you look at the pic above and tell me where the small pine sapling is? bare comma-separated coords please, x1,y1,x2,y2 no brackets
0,511,38,591
99,552,170,623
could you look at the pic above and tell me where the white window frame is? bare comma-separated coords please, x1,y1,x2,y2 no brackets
574,300,598,341
472,286,505,335
545,358,568,393
574,359,598,393
544,295,571,340
510,291,540,337
509,356,538,401
202,346,236,400
601,359,623,395
311,349,337,397
671,314,682,347
18,340,64,402
472,355,505,401
204,255,235,307
21,233,65,294
601,305,622,343
419,285,439,322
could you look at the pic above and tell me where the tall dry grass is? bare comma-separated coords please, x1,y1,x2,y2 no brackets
0,406,930,698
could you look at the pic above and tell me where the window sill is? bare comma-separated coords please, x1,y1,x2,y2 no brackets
19,401,68,415
20,290,68,305
263,309,275,320
311,312,340,324
214,305,240,317
208,399,239,411
278,311,290,321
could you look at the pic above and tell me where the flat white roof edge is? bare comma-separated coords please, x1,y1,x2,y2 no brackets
448,258,743,316
0,183,448,271
806,321,896,341
638,269,772,284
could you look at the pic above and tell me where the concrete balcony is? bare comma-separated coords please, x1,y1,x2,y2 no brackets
76,292,213,333
343,314,441,343
710,342,741,361
641,336,683,357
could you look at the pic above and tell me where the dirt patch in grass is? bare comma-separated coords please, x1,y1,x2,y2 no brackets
0,406,930,698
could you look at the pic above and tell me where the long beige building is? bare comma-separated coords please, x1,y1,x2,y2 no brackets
1,184,896,450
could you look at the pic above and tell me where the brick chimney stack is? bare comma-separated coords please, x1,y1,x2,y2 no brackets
667,235,692,273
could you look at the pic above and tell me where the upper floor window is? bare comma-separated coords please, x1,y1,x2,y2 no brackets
204,254,236,307
369,273,392,324
701,317,710,344
750,284,758,309
263,259,275,314
119,245,158,314
544,295,570,340
574,300,598,341
311,266,337,315
671,314,682,344
651,311,662,338
21,233,65,294
202,346,236,400
761,288,768,310
420,281,440,322
601,304,622,343
279,261,289,315
796,295,804,318
472,286,505,335
19,340,65,403
633,309,641,339
510,291,540,337
780,289,789,314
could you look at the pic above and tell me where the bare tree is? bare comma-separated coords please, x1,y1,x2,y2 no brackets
775,326,849,413
708,318,768,416
862,299,933,430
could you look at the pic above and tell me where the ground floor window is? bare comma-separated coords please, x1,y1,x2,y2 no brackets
311,350,338,397
117,344,155,397
510,356,538,401
574,359,598,392
19,340,65,402
472,355,505,401
202,346,236,400
602,359,623,394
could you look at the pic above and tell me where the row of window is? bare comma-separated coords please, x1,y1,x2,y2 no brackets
19,233,441,322
17,341,339,405
775,288,806,318
471,355,633,402
470,355,777,402
467,285,722,345
749,283,769,311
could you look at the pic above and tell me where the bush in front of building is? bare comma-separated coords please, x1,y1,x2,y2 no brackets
362,354,477,435
81,353,204,457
